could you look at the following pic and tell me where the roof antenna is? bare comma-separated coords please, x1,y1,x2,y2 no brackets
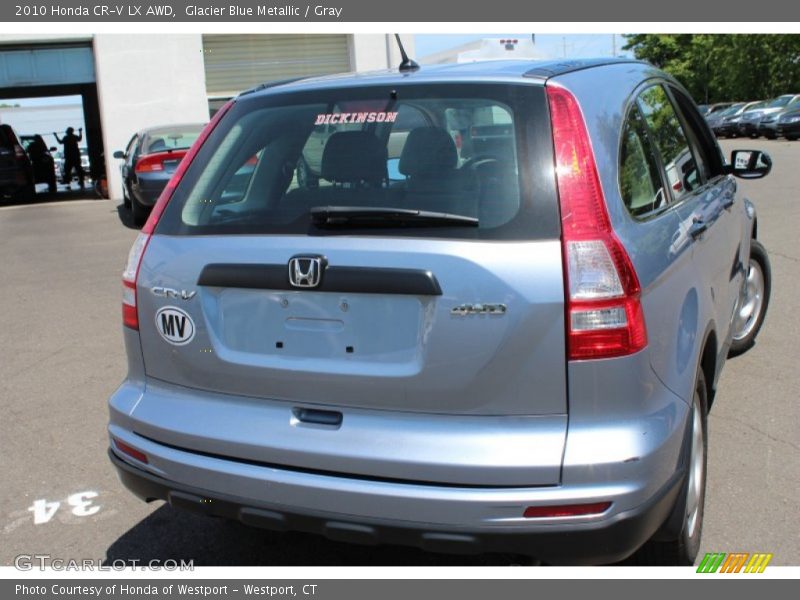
394,34,420,72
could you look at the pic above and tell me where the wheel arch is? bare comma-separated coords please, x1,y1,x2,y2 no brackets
699,325,717,409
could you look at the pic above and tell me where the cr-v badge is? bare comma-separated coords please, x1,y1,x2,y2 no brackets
451,303,507,316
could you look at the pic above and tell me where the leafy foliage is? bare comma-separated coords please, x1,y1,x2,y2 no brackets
622,34,800,103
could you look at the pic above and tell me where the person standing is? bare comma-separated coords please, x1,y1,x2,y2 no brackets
54,127,84,188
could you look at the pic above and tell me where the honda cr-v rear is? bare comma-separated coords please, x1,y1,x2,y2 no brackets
108,59,772,565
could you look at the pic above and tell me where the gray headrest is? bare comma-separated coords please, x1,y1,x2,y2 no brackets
399,128,458,177
321,131,386,184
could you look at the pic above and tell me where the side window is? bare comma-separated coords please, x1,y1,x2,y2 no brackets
124,135,138,158
667,87,723,179
620,105,666,216
637,85,704,203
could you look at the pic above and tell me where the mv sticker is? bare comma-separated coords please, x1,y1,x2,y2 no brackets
155,306,195,345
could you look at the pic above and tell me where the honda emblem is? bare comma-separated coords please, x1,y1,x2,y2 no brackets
288,256,324,288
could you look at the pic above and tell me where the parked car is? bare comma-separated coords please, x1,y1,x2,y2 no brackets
758,97,800,138
705,102,743,132
713,101,763,137
699,102,733,118
0,124,35,201
20,134,57,193
108,59,773,566
739,94,800,137
776,107,800,140
113,123,205,225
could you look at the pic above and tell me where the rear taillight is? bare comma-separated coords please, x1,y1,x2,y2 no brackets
121,101,235,329
122,232,150,330
547,84,647,360
134,150,188,174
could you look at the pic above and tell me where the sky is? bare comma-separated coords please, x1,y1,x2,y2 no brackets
415,34,631,61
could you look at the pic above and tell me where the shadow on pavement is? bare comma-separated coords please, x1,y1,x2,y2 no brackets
0,186,98,207
103,504,529,566
115,202,139,230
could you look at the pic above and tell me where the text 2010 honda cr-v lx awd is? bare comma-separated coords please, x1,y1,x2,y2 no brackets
108,59,773,565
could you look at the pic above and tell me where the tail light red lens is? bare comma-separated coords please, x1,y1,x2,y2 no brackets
524,502,611,518
113,438,149,464
121,232,150,330
547,84,647,360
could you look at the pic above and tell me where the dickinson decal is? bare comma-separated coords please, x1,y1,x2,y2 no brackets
314,112,398,125
155,306,195,345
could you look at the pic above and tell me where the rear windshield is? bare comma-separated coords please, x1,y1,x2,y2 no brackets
156,83,559,240
143,127,203,154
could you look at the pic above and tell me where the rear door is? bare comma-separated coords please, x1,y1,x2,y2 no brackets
666,85,744,352
133,83,567,484
637,84,739,352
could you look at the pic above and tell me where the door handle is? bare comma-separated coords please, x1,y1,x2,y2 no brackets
689,218,709,240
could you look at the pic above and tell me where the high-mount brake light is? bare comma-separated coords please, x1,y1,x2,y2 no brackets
122,99,235,329
547,84,647,360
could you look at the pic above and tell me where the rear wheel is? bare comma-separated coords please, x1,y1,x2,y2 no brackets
730,240,771,355
635,368,708,565
787,135,798,141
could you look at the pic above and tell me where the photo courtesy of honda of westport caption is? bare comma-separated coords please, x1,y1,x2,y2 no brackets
107,56,773,566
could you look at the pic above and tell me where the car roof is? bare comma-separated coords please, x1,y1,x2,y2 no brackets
139,123,206,137
240,58,650,98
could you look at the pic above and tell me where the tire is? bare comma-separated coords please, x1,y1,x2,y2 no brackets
296,157,319,189
787,135,798,141
729,240,771,356
764,132,777,140
131,196,148,227
48,175,57,194
635,368,708,565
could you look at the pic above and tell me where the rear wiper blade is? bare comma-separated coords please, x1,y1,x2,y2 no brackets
310,206,479,228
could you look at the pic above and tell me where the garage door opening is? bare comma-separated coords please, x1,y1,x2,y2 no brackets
0,94,90,196
0,43,104,204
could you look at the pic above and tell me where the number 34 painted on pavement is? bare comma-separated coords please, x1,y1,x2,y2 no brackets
28,491,101,524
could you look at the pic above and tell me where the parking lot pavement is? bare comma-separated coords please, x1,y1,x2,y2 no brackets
0,140,797,567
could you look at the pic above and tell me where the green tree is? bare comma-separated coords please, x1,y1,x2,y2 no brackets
623,34,800,103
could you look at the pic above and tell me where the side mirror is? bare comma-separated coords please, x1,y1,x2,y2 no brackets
49,147,57,152
112,150,125,159
728,149,772,179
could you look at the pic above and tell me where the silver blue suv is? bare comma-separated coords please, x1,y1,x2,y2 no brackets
108,59,772,565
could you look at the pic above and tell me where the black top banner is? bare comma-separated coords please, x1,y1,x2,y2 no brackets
2,0,800,21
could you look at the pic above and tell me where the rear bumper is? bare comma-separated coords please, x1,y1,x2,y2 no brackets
110,327,689,564
132,173,170,206
109,446,682,564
